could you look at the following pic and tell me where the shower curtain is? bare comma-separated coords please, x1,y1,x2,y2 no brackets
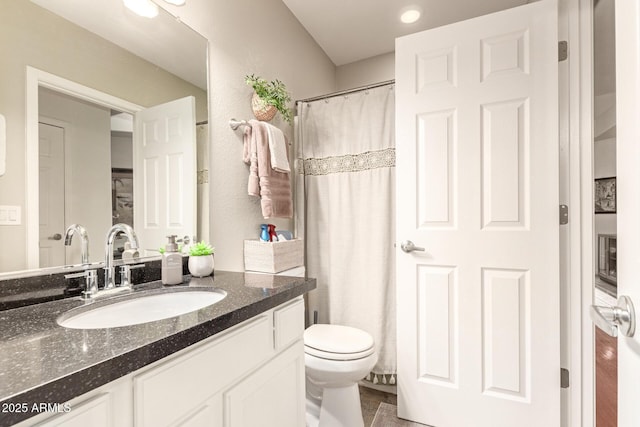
295,84,396,384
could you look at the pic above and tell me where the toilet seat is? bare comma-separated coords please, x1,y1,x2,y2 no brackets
304,324,375,361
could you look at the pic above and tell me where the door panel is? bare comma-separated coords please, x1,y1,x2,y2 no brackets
395,1,559,426
134,96,196,251
614,0,640,424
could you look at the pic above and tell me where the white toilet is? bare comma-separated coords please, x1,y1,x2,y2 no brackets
304,324,378,427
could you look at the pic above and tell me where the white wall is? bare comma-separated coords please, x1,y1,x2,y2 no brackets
160,0,337,271
39,88,112,265
336,52,395,91
111,134,133,169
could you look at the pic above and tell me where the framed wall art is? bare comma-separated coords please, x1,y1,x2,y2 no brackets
595,177,616,214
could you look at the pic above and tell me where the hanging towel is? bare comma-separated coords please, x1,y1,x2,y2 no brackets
264,122,290,173
243,122,260,197
242,120,293,219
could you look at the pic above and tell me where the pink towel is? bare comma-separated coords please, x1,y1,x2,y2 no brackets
243,120,293,219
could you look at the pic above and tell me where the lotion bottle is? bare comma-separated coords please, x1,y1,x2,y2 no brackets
162,235,183,285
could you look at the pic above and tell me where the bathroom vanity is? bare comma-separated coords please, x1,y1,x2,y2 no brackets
0,271,315,427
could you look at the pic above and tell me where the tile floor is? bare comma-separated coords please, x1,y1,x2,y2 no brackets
359,386,428,427
360,386,398,426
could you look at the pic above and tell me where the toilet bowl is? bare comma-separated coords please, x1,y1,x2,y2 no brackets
304,324,378,427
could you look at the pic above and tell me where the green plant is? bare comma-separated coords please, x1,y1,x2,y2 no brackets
189,241,214,257
245,74,293,124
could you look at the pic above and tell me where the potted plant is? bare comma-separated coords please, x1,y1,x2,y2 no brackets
245,74,293,124
188,241,215,277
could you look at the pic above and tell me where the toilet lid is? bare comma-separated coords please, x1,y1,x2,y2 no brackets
304,324,375,360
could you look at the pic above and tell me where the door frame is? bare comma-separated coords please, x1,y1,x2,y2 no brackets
562,0,596,425
25,66,142,269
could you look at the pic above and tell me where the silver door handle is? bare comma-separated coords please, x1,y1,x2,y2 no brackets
590,295,636,338
48,233,62,241
400,240,425,253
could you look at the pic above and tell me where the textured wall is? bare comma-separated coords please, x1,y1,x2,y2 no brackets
161,0,337,271
336,52,395,91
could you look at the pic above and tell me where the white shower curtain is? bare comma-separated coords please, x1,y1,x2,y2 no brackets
295,84,396,383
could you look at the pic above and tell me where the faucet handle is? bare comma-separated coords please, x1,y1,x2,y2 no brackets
64,271,88,280
119,263,145,288
65,269,98,299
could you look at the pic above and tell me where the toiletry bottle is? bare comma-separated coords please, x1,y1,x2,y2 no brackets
260,224,269,242
122,242,139,261
162,235,183,285
268,224,277,242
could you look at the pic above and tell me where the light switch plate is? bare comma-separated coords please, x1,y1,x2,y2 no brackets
0,206,21,225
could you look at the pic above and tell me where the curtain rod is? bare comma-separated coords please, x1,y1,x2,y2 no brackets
296,79,395,104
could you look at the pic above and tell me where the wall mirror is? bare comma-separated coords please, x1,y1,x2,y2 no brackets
0,0,209,276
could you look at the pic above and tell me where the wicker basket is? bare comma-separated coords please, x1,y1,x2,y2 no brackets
251,92,277,121
244,239,304,273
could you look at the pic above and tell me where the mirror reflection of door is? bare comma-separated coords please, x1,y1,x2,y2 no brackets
593,0,617,425
38,122,65,267
38,87,133,266
134,96,197,254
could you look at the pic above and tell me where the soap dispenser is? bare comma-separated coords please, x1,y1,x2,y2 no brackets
162,235,183,285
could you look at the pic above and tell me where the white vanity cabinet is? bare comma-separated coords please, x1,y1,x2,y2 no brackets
222,341,305,427
21,297,306,427
29,378,133,427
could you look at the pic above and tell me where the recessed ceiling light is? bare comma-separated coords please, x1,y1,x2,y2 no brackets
123,0,159,18
163,0,186,5
400,7,422,24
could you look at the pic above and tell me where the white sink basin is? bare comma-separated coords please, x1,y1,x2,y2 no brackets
58,289,227,329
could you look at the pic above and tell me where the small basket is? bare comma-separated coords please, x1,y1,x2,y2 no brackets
251,92,277,121
244,239,303,273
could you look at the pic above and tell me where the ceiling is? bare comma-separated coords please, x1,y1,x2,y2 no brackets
281,0,529,66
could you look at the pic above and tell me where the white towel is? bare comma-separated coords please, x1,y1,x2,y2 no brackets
264,123,290,173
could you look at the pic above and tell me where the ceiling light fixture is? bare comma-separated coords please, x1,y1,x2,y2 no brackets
400,6,422,24
163,0,186,5
123,0,159,18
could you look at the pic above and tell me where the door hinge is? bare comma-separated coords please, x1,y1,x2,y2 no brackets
560,205,569,225
559,41,568,62
561,368,570,388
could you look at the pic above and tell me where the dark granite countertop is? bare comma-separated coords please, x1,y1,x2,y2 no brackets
0,271,315,426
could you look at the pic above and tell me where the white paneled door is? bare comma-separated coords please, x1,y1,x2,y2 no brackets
614,1,640,424
395,1,559,426
134,96,196,252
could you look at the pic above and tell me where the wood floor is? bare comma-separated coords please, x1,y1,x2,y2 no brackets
595,327,617,427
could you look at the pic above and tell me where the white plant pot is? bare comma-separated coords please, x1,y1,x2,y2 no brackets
188,255,214,277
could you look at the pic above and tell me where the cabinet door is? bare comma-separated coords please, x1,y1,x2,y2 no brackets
34,393,111,427
134,315,272,427
273,297,305,351
174,403,217,427
223,341,305,427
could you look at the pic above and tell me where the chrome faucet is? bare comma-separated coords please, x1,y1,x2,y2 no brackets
104,223,139,289
64,224,90,265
